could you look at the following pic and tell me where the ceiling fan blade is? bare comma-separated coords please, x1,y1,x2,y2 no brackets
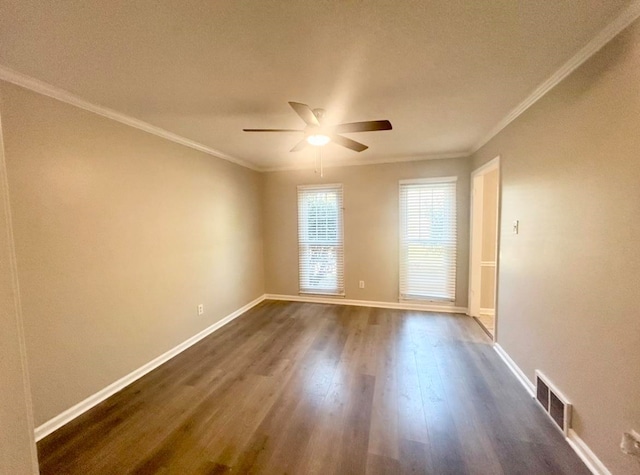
333,120,392,134
330,134,368,152
290,138,309,152
243,128,303,132
288,102,320,126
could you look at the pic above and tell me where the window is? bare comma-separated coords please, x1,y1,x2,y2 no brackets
399,178,457,302
297,184,344,296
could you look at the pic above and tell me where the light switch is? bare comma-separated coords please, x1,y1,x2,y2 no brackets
513,220,520,235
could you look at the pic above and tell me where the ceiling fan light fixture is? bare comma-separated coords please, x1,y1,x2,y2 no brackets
243,102,391,152
306,134,331,147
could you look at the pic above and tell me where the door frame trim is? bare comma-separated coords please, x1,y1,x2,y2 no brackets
468,156,501,338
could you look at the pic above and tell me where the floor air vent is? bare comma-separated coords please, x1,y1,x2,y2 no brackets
535,371,572,435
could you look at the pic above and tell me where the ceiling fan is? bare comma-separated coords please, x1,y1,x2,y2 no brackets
243,102,392,152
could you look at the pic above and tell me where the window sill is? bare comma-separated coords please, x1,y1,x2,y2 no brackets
299,292,345,298
399,298,456,305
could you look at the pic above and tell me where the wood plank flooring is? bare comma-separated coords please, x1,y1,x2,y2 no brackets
37,301,589,474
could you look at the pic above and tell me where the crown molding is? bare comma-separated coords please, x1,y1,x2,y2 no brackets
0,67,465,173
471,0,640,155
0,65,260,171
4,2,638,171
263,151,470,172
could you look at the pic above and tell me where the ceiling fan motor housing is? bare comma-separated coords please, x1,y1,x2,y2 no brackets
243,102,392,152
312,108,326,122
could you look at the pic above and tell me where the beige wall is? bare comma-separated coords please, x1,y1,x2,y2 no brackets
481,169,498,263
263,158,470,308
479,265,496,310
0,106,39,473
480,168,498,310
0,81,265,426
472,20,640,474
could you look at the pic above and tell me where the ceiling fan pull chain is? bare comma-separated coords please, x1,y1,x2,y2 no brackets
314,149,318,175
313,147,324,177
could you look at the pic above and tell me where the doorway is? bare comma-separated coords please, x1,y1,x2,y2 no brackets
469,156,500,338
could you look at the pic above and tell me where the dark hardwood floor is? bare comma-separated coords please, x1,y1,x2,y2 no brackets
38,301,589,474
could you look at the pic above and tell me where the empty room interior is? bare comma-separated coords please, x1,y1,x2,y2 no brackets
2,1,640,474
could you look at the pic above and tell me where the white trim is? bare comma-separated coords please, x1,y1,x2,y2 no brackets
399,176,458,184
471,156,501,177
263,152,469,172
297,184,345,296
468,173,484,317
567,430,612,475
34,294,266,441
471,1,640,154
265,294,467,314
479,308,495,316
296,182,343,190
3,3,639,174
493,344,611,475
299,292,346,298
398,179,458,304
493,343,535,397
0,65,259,172
468,155,500,319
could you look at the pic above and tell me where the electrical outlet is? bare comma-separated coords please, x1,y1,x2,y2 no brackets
197,304,204,316
359,280,365,289
621,430,640,457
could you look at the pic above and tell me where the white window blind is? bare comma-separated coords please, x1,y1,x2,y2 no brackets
297,184,344,296
399,178,457,302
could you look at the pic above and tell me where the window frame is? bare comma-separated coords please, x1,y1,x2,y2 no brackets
297,183,345,297
398,176,458,304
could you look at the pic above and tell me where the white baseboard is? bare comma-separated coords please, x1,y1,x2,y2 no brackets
265,294,468,314
493,344,610,475
567,429,612,475
493,343,535,397
34,294,266,441
479,308,495,316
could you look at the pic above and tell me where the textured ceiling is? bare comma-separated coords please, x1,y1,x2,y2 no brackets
0,0,634,169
